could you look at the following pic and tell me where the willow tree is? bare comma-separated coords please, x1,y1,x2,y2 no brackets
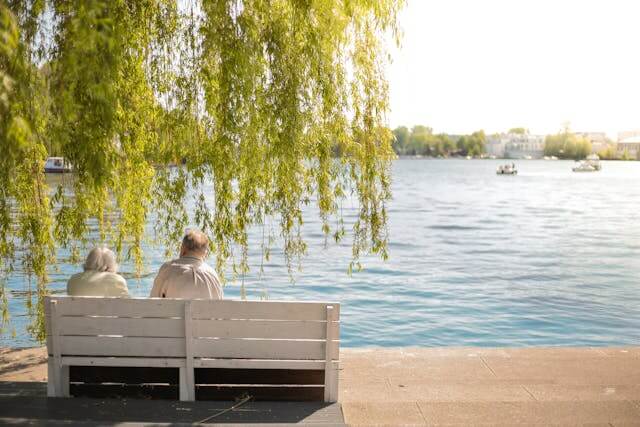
0,0,404,340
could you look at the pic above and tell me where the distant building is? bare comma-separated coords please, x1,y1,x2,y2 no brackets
503,133,545,159
617,136,640,159
617,130,640,141
485,135,506,157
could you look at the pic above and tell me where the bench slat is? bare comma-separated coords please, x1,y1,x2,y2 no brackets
193,319,339,340
61,336,186,357
56,317,339,340
52,297,185,318
195,358,339,370
193,338,339,360
58,317,185,338
61,357,185,367
191,300,340,321
59,336,339,360
48,298,341,321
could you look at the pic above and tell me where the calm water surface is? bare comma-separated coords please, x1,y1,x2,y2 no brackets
3,159,640,347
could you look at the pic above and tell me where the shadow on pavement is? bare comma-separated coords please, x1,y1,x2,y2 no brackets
0,381,345,425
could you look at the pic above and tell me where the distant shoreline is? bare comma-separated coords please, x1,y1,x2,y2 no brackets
395,155,637,161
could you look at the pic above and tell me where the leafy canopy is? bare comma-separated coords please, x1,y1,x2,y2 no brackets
0,0,404,341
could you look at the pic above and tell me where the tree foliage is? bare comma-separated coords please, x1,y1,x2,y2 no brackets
508,127,528,135
544,131,592,160
391,125,486,157
0,0,405,340
456,130,485,157
392,125,456,157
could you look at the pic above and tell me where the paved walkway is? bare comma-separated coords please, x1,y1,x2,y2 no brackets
2,347,640,425
340,347,640,425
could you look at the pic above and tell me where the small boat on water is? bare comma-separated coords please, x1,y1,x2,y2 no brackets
572,154,601,173
496,163,517,175
44,157,72,173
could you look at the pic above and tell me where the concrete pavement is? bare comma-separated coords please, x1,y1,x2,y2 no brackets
2,346,640,425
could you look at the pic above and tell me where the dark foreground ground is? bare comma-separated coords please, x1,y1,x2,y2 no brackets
0,381,343,425
2,347,640,425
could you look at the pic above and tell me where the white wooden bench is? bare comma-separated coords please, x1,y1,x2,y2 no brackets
45,296,340,402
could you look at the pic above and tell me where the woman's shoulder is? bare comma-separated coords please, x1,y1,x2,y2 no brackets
67,271,88,284
100,271,127,285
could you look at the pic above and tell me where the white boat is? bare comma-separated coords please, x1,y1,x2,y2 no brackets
572,161,597,172
496,164,517,175
44,157,72,173
585,154,602,170
572,154,601,173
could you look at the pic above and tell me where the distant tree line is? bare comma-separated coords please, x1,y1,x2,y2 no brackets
392,125,638,161
392,126,486,157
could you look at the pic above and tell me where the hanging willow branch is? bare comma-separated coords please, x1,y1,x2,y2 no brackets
0,0,404,341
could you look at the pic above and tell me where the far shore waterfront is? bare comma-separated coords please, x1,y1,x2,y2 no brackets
2,346,640,425
395,154,640,161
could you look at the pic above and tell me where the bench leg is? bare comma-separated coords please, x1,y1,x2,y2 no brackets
324,364,339,403
47,359,55,397
60,365,70,397
48,360,69,398
179,367,195,401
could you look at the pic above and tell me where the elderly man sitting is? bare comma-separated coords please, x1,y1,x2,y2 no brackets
150,229,223,299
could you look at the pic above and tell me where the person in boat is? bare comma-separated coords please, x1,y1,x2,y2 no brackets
150,229,224,299
67,247,130,297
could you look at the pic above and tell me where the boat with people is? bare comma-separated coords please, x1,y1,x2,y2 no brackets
44,157,72,173
572,154,601,172
496,163,517,175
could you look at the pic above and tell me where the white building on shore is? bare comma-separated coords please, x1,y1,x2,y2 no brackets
503,133,545,159
485,132,545,159
617,136,640,159
616,131,640,159
485,134,506,158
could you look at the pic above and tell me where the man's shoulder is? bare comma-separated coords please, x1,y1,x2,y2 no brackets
198,261,219,274
196,262,221,281
158,259,181,270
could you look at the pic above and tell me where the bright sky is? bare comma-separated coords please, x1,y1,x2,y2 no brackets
387,0,640,138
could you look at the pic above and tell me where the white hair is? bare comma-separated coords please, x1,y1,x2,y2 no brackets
83,247,118,273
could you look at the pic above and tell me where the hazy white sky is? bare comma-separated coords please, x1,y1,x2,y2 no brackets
387,0,640,137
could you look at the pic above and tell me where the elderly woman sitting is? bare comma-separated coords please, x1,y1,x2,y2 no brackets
67,247,129,297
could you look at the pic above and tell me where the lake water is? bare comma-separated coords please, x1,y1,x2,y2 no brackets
2,159,640,348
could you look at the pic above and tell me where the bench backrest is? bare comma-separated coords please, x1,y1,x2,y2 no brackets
45,296,340,361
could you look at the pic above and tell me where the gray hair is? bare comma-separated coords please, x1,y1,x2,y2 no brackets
182,229,209,254
83,247,118,273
